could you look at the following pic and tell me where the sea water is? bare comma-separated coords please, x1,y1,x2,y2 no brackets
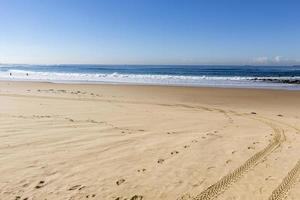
1,64,300,90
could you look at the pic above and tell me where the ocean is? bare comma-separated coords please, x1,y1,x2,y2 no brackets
1,64,300,90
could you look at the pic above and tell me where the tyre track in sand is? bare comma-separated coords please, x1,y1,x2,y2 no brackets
260,116,300,134
268,159,300,200
184,117,285,200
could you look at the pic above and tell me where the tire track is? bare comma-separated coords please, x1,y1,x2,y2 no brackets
187,119,284,200
268,160,300,200
230,112,300,134
260,116,300,134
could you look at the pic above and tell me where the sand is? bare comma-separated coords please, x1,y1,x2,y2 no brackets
0,81,300,200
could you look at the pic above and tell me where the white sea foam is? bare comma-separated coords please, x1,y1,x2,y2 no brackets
1,69,300,90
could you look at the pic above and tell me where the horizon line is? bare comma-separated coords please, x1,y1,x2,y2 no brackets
1,63,299,67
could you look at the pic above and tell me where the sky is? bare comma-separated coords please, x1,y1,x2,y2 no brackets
0,0,300,65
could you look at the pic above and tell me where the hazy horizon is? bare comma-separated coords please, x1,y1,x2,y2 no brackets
1,63,300,67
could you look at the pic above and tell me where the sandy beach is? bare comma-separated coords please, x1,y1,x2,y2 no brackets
1,81,300,200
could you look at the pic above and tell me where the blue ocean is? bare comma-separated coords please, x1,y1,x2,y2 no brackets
1,64,300,90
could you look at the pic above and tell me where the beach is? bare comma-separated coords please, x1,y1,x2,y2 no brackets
1,81,300,200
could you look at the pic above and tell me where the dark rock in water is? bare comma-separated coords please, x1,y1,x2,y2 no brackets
252,78,300,84
284,79,300,84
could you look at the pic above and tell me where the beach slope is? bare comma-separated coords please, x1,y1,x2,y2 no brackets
0,81,300,200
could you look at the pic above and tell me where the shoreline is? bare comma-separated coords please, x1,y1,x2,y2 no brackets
2,79,300,92
2,64,300,91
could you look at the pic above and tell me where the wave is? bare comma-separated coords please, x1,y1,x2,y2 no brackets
1,69,300,89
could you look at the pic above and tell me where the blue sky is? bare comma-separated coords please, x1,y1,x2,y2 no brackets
0,0,300,65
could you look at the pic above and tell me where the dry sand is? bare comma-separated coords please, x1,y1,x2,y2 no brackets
0,81,300,200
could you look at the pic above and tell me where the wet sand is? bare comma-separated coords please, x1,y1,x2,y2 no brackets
0,81,300,200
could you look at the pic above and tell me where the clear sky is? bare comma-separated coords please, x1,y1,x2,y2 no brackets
0,0,300,65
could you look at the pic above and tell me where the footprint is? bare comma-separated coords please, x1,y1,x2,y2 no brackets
251,112,257,114
226,159,232,164
137,169,146,172
248,146,255,150
130,195,143,200
191,140,198,143
68,184,83,191
171,151,179,155
121,130,131,134
157,159,164,164
265,176,273,181
86,194,96,198
277,114,283,117
87,119,98,123
79,186,86,190
67,118,74,122
183,145,190,149
167,131,177,135
35,180,46,189
22,183,29,188
116,179,125,185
